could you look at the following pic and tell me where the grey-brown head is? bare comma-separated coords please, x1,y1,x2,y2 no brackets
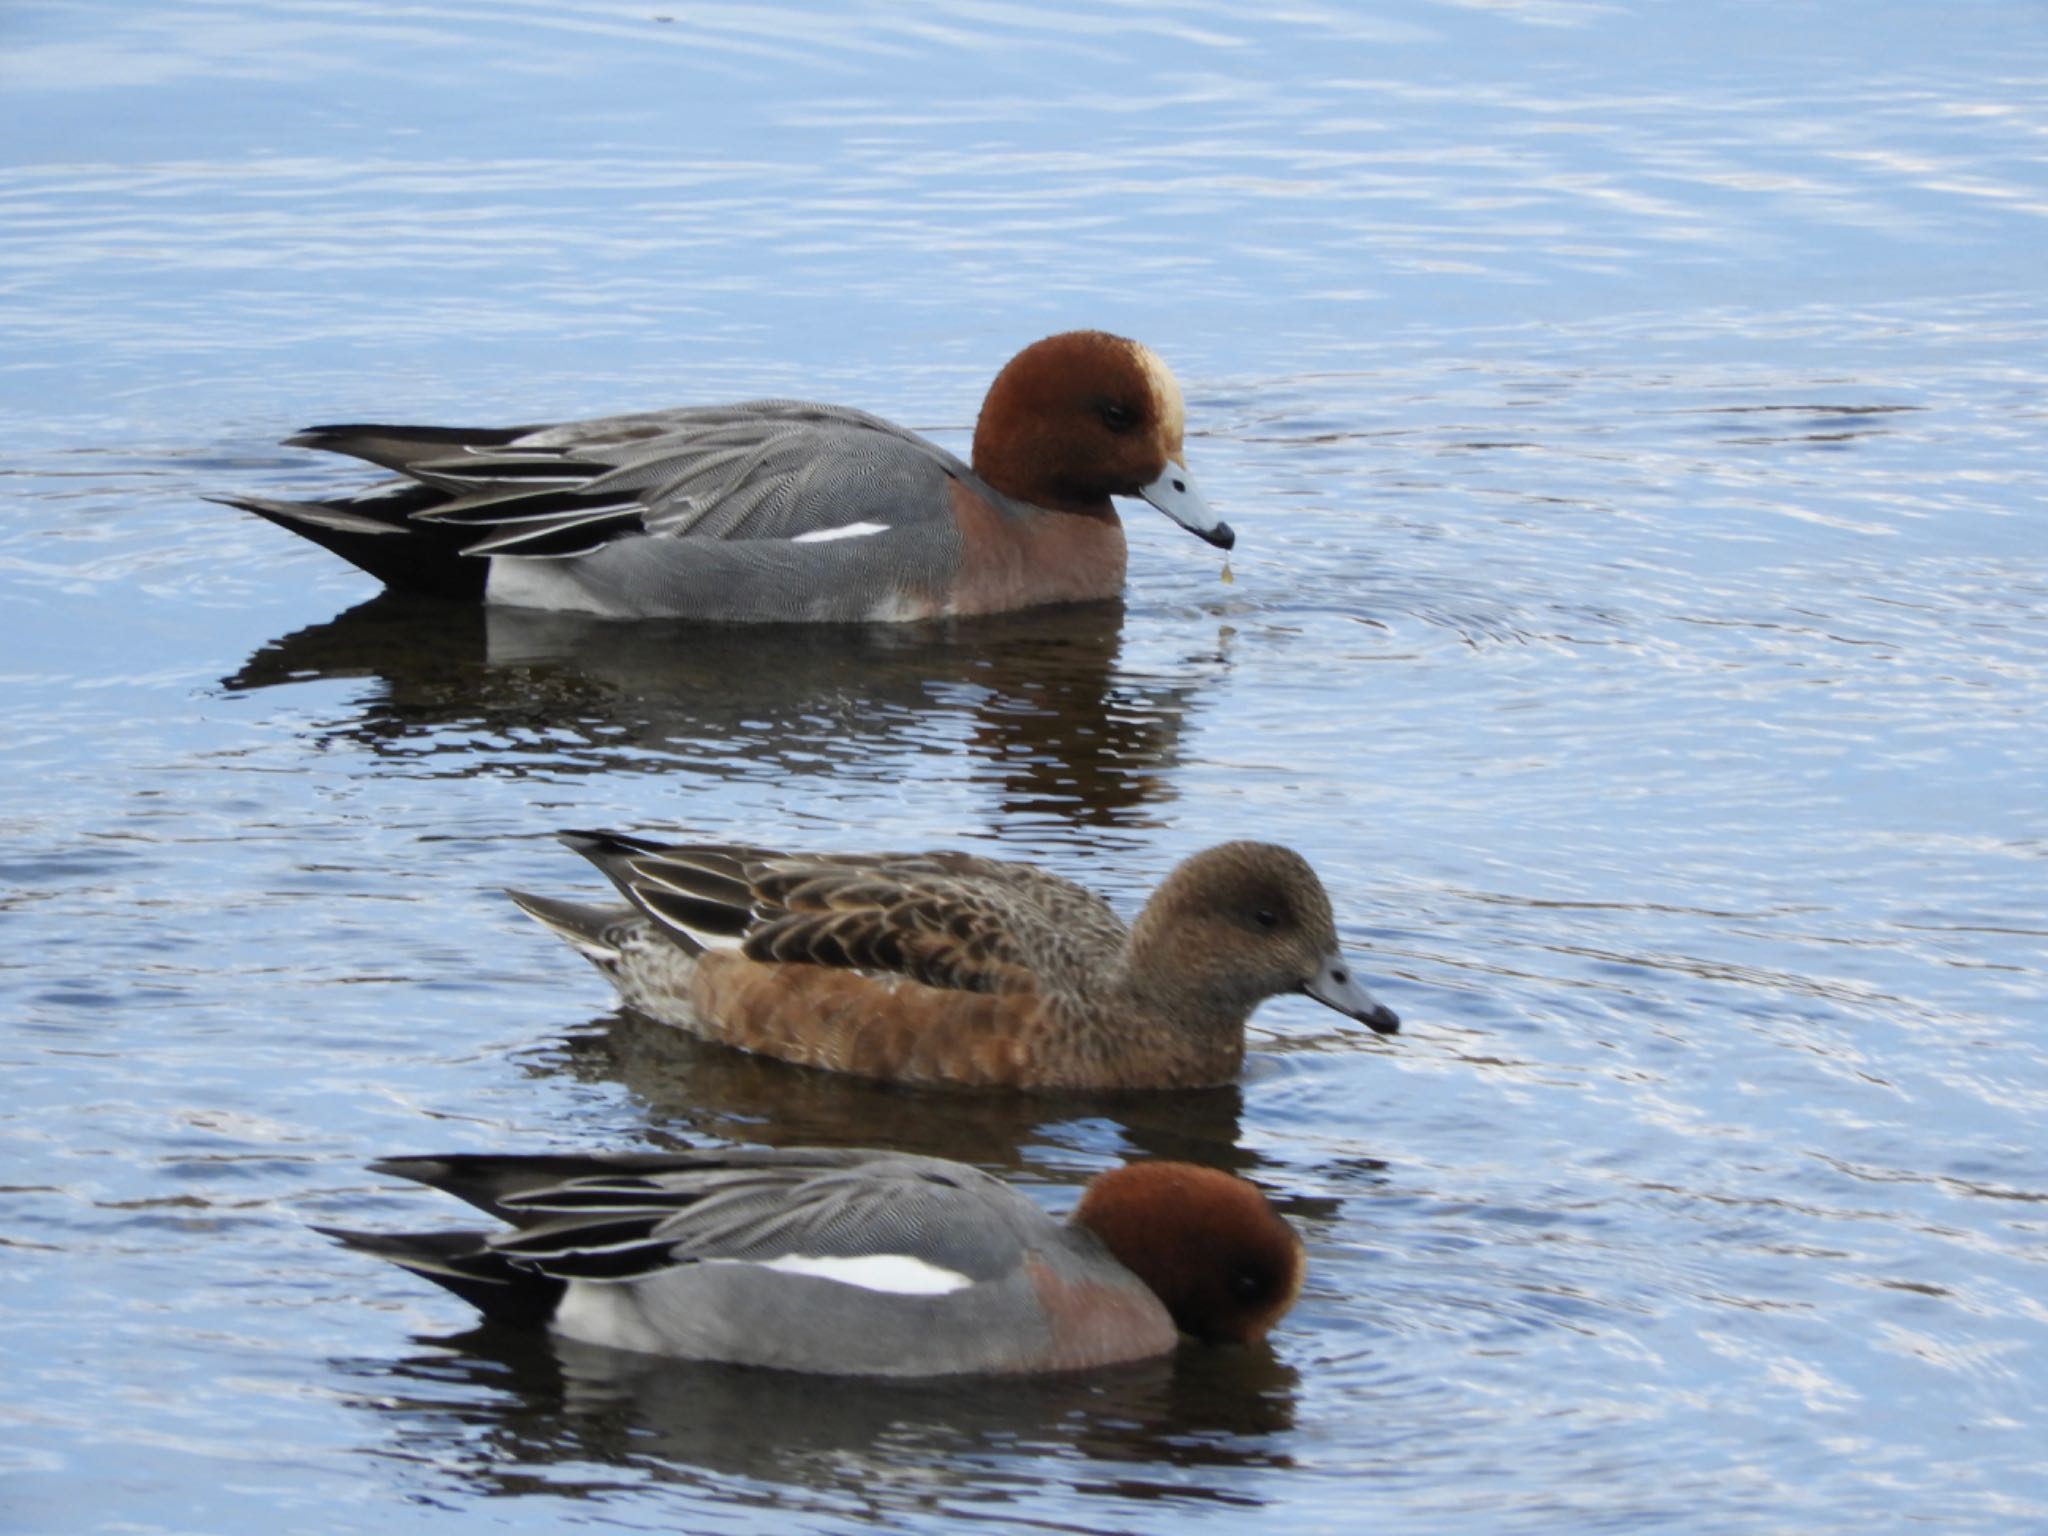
1128,841,1400,1036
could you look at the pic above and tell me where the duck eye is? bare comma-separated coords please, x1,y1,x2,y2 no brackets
1231,1267,1269,1302
1253,907,1279,929
1097,400,1138,432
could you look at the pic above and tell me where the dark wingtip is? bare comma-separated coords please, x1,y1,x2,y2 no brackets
557,827,665,861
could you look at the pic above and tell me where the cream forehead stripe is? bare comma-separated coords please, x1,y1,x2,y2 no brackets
704,1253,975,1295
1132,341,1187,448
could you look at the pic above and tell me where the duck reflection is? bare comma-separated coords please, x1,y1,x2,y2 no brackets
339,1322,1298,1510
533,1011,1263,1176
519,1015,1347,1237
224,594,1213,829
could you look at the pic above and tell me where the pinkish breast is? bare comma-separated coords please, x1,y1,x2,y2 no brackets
1024,1252,1178,1369
943,479,1128,616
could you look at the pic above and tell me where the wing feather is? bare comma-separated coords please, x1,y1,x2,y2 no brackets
275,401,967,560
373,1150,1030,1287
560,833,1128,1000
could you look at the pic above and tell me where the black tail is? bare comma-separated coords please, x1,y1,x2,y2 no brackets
315,1224,565,1330
211,485,492,601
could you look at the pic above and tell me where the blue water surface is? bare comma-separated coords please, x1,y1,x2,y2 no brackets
2,3,2045,1533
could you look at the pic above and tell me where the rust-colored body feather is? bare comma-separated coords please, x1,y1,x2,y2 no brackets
511,832,1398,1090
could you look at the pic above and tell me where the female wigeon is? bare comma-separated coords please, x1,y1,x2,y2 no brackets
319,1147,1303,1376
510,834,1401,1090
217,331,1233,622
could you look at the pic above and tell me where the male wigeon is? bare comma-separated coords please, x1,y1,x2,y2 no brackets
510,834,1401,1090
319,1146,1303,1376
216,331,1233,622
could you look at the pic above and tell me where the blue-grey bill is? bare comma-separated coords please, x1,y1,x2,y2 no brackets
1304,952,1400,1035
1136,463,1235,550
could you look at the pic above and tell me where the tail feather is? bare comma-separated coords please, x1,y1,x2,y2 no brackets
314,1224,565,1329
285,422,535,474
558,830,767,951
213,487,490,600
506,889,633,967
366,1151,701,1216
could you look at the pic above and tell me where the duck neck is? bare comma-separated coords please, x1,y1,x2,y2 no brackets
1080,925,1252,1087
971,438,1122,520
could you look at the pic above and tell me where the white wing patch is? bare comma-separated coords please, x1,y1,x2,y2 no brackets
791,521,891,544
749,1253,973,1294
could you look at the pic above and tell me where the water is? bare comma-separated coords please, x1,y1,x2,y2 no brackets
4,2,2046,1532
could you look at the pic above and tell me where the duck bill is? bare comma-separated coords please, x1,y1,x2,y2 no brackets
1134,461,1235,550
1302,953,1400,1036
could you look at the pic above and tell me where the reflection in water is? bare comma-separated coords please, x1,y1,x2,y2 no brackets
532,1012,1265,1177
518,1016,1350,1240
223,594,1213,831
1684,401,1923,447
342,1324,1298,1513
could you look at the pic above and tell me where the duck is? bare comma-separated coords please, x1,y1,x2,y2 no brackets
214,330,1233,623
510,833,1400,1090
318,1146,1303,1376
